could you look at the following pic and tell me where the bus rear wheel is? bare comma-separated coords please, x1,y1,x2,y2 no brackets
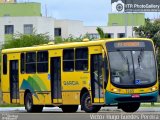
119,102,140,112
81,93,101,113
61,105,78,113
25,92,43,112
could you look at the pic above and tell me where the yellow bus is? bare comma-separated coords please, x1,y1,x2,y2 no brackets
1,38,159,113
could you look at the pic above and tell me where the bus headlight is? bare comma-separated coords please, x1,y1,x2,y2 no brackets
113,88,117,92
112,88,120,93
151,86,157,91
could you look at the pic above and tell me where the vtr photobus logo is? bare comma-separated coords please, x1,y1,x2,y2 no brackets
111,0,160,12
112,0,125,13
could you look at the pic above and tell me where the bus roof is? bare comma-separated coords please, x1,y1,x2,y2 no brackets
1,38,152,54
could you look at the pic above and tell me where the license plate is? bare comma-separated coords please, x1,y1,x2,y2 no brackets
132,94,140,98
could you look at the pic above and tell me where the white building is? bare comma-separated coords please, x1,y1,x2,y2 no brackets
0,17,54,44
0,17,136,45
54,19,135,39
84,26,134,38
0,2,145,46
54,19,84,38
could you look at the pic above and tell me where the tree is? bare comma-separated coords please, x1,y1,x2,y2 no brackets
2,33,50,49
96,27,108,39
134,18,160,49
54,34,93,44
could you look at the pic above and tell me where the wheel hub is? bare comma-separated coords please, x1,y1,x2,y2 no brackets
27,98,32,110
85,96,93,109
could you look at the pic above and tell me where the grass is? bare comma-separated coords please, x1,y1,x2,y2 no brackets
0,104,24,107
140,103,160,107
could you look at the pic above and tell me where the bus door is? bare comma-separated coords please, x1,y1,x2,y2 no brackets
91,54,104,103
50,57,62,104
10,60,19,103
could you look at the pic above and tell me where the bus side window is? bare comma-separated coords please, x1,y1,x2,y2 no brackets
26,52,36,73
37,51,48,73
63,49,74,72
3,54,7,74
75,47,88,71
21,53,25,73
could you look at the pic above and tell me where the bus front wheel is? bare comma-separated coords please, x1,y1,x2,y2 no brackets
81,93,101,113
25,92,43,112
119,102,140,112
25,92,34,112
61,105,78,113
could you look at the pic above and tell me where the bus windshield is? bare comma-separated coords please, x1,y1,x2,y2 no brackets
109,50,156,87
106,40,157,88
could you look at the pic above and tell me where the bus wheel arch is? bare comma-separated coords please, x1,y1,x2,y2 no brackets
119,102,140,112
61,105,78,113
80,87,90,104
80,87,90,110
80,87,90,102
80,88,101,113
24,89,43,112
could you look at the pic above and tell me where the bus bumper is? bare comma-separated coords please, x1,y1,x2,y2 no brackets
105,91,158,105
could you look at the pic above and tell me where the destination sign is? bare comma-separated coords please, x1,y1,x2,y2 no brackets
114,42,145,48
106,40,153,52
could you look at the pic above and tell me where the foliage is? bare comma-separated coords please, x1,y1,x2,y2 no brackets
54,34,92,44
96,27,108,39
153,31,160,48
63,35,83,42
2,33,51,49
134,18,160,48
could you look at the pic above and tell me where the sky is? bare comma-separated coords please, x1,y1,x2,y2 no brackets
17,0,160,26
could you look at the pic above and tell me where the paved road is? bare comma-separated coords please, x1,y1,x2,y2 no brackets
0,112,160,120
0,107,160,120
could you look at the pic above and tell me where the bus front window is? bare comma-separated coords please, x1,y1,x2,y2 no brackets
109,51,156,87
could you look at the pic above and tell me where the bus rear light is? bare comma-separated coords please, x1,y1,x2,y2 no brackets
132,94,140,98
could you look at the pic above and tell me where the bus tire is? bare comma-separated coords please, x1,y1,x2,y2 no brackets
25,92,34,112
120,102,140,112
61,105,78,113
81,93,101,113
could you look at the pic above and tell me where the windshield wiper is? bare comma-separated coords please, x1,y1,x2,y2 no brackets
118,50,130,75
138,49,144,69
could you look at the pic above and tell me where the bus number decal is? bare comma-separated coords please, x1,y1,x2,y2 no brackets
126,89,134,94
63,81,79,86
